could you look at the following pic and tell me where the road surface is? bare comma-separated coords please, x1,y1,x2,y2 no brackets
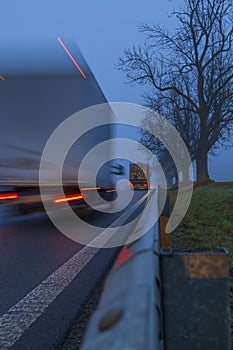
0,191,147,349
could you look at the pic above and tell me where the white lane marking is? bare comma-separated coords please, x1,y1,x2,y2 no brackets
0,192,149,349
0,246,99,350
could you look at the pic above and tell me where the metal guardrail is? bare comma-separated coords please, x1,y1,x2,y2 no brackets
81,202,163,349
81,189,231,350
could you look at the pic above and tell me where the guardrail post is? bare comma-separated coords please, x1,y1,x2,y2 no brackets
158,185,171,248
161,247,231,350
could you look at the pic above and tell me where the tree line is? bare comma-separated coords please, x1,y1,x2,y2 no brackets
117,0,233,185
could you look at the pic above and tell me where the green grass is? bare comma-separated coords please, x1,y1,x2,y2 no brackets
170,181,233,334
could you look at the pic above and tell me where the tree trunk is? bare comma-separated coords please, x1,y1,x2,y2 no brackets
196,151,210,185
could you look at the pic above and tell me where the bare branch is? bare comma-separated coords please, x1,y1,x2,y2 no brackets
117,0,233,183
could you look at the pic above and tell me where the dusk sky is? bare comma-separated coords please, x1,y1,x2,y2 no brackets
1,0,232,181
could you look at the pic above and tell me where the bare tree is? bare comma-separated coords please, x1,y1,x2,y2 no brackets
117,0,233,184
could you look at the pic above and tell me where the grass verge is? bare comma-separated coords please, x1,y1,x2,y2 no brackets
169,182,233,335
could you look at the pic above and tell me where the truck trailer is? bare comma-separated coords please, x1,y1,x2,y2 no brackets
0,38,113,216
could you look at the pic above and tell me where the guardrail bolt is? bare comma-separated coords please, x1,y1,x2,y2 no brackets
183,329,190,339
99,308,123,332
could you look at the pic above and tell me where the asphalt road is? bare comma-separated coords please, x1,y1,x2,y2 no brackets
0,190,147,350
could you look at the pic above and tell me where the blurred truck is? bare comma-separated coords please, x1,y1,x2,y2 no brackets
0,38,113,215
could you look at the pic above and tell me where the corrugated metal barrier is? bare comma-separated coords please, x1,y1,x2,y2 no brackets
81,189,231,350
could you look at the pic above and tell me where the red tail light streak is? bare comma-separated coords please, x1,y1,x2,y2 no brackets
0,193,18,200
53,194,84,204
0,75,5,81
114,246,133,268
80,187,101,191
57,37,86,79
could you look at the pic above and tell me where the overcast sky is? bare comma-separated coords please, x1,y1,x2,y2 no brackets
1,0,232,181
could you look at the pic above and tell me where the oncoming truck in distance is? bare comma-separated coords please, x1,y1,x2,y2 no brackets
129,163,149,190
0,38,113,217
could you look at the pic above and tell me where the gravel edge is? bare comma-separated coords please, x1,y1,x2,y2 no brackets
58,249,120,350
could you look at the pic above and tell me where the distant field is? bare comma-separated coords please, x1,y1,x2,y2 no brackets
170,182,233,335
